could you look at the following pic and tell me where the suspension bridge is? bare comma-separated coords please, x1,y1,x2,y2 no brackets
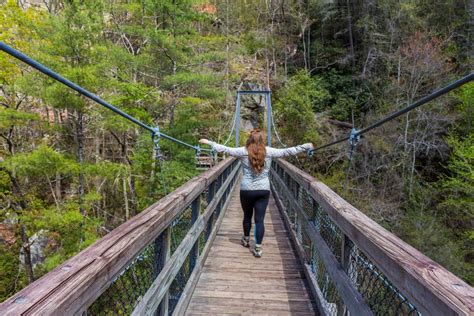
0,42,473,315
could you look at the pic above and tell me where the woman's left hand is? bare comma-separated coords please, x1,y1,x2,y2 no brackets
199,139,210,145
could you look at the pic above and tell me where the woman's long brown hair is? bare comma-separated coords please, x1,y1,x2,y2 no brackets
246,129,267,173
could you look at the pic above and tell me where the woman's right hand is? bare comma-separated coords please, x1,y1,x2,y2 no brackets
304,143,314,150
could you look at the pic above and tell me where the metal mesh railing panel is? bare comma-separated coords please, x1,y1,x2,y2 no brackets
310,245,345,314
200,191,208,214
87,238,160,315
199,215,212,254
168,251,193,314
312,203,343,263
301,225,314,263
347,241,420,315
300,188,316,220
170,207,194,255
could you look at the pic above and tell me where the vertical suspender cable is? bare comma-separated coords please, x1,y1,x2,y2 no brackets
266,92,272,146
235,92,241,146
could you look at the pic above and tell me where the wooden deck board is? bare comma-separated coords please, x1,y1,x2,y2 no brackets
185,190,319,315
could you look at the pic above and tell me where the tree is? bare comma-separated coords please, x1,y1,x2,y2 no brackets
274,70,328,145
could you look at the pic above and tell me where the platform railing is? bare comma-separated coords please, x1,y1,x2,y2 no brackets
0,158,240,316
270,159,473,316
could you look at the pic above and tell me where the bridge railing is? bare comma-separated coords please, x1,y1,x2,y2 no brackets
270,159,473,316
0,157,240,316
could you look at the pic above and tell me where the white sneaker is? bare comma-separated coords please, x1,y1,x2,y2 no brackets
253,245,263,257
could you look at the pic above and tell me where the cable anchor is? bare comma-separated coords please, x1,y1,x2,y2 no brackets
195,145,201,157
348,128,360,148
152,127,163,160
346,128,360,166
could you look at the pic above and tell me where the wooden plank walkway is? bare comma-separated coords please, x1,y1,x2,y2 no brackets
185,188,319,315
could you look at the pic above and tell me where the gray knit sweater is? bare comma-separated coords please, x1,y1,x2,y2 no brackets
209,142,312,190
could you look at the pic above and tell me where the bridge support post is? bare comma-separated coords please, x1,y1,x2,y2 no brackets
190,196,201,271
155,228,171,316
341,234,353,316
205,181,215,240
341,235,352,272
266,92,272,146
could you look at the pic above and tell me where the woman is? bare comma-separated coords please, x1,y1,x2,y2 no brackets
199,129,313,257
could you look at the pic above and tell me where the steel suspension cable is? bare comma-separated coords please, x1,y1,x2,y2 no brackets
222,107,237,146
0,41,210,152
312,73,474,153
271,111,287,148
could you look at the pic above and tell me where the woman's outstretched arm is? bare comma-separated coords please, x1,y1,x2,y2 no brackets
267,143,313,158
199,139,247,157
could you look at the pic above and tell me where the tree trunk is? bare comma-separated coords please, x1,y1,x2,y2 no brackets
307,23,311,70
55,171,62,201
302,24,307,71
55,112,62,201
129,175,138,217
76,110,86,238
123,178,129,220
346,0,355,67
20,225,35,284
3,168,35,284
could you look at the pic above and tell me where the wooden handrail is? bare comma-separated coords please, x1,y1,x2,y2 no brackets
273,158,474,315
0,157,238,315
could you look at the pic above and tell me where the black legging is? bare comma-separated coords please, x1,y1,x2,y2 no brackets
239,190,270,245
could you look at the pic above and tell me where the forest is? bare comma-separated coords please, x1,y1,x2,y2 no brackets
0,0,472,303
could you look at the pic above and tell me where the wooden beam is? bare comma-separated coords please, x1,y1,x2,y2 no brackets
132,163,241,315
271,170,372,316
190,196,201,272
156,228,171,316
274,159,474,316
0,158,237,315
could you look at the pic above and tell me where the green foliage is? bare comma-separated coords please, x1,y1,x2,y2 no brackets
316,69,372,121
243,32,264,55
6,146,73,175
3,145,79,179
439,135,474,212
455,82,474,131
0,108,39,129
0,243,22,302
25,203,101,273
274,70,328,144
163,72,222,92
399,182,473,284
85,160,129,181
433,133,474,283
0,0,44,81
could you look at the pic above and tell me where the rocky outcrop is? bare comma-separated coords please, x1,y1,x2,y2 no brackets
239,83,267,132
19,230,52,269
